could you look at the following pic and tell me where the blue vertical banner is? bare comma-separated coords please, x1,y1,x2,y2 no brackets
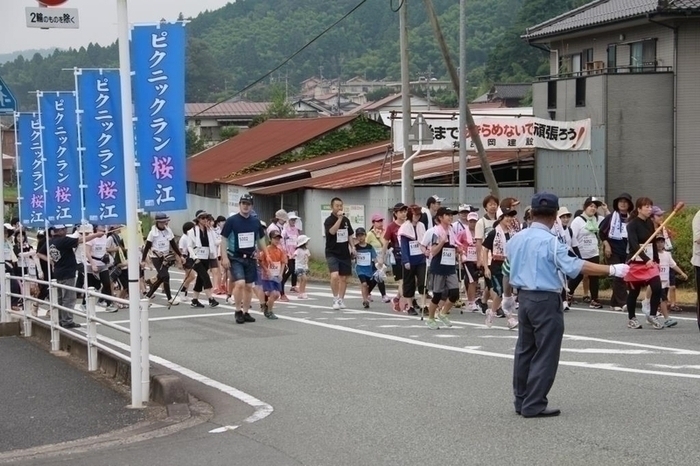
15,113,45,227
76,69,127,225
131,22,187,211
37,92,82,224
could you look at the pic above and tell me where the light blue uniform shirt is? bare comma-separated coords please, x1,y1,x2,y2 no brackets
506,222,584,293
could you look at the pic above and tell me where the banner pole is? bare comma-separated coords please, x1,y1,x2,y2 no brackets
73,69,90,311
116,0,144,409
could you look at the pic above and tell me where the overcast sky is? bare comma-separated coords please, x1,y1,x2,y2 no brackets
0,0,233,54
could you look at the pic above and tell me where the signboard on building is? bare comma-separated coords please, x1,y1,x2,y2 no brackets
320,204,365,237
227,185,249,214
390,115,591,152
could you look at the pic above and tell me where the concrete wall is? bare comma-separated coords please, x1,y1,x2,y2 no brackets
675,22,700,204
606,73,674,207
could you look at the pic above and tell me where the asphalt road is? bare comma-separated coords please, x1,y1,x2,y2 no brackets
10,271,700,465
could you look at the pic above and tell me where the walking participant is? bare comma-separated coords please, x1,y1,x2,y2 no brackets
506,192,629,418
482,208,518,329
651,207,681,311
354,228,381,309
399,205,427,316
46,224,105,329
259,230,287,319
567,197,604,309
282,212,301,294
379,203,408,311
650,236,684,327
267,209,290,301
220,194,264,324
367,214,391,303
294,235,311,299
599,192,633,311
213,215,227,295
624,197,664,330
86,225,117,312
552,207,576,310
187,211,220,309
475,194,499,312
142,213,184,305
178,221,196,303
455,211,480,312
420,195,442,229
423,207,461,330
324,197,356,310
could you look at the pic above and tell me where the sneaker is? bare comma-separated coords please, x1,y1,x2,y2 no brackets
290,287,298,293
622,304,628,313
332,299,341,310
382,295,391,303
611,306,623,312
362,301,369,309
627,318,642,329
169,297,180,306
641,299,651,318
469,302,478,312
368,295,374,302
407,307,418,316
104,305,118,313
664,318,678,328
507,316,519,329
437,313,453,328
582,295,591,303
485,310,495,328
669,304,682,312
476,299,488,315
191,299,205,309
243,313,256,323
299,293,308,299
646,315,664,330
235,311,245,324
589,300,603,309
209,298,219,308
264,310,278,320
426,318,440,330
279,295,289,302
338,299,346,309
563,301,570,312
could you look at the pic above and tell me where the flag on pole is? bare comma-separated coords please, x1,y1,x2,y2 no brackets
15,113,45,227
75,69,127,225
37,91,83,225
131,22,187,211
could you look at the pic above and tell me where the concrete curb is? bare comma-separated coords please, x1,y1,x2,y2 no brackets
0,322,20,337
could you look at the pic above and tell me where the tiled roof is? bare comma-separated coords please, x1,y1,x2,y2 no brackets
185,101,270,118
223,141,391,187
250,150,534,195
493,83,532,100
186,116,357,184
524,0,700,40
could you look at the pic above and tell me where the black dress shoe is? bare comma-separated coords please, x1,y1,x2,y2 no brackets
522,407,561,418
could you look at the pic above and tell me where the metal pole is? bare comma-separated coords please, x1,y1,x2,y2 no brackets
116,0,144,409
458,0,467,202
399,0,414,205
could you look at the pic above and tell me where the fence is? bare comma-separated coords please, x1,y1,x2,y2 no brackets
2,274,150,408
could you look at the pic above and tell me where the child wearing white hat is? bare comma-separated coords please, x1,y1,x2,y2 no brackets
294,235,311,298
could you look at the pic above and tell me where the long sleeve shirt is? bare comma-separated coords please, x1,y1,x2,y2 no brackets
625,216,656,263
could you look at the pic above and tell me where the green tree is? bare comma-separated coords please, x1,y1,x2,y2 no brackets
219,126,239,140
186,127,207,156
365,87,394,102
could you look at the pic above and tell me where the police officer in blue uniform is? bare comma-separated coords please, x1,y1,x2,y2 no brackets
504,193,629,418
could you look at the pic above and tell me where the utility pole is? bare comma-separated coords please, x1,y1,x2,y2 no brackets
400,0,414,204
458,0,467,202
421,0,500,198
426,64,432,111
337,71,342,116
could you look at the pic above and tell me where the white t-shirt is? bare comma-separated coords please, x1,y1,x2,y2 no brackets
570,215,599,259
178,235,191,256
294,248,310,270
87,236,110,266
658,251,677,288
475,216,496,241
147,227,174,254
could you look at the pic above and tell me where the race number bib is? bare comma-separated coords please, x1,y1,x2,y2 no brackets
238,232,255,249
643,244,654,259
154,237,169,252
194,246,210,260
466,246,477,262
356,251,371,267
28,261,37,276
409,240,422,256
581,236,595,247
269,261,282,278
440,248,456,266
660,265,670,283
337,228,348,243
92,243,106,257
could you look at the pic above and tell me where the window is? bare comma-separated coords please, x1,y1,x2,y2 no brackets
571,53,582,75
583,48,594,66
630,39,657,72
575,78,586,107
547,81,557,109
607,45,617,72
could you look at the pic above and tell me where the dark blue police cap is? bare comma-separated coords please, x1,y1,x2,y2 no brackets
531,192,559,210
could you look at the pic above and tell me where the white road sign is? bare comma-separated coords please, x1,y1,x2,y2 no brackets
26,7,79,29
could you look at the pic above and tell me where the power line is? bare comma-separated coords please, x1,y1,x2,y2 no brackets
191,0,369,118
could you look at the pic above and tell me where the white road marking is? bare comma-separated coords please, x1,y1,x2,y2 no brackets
650,364,700,370
560,349,654,355
96,335,274,431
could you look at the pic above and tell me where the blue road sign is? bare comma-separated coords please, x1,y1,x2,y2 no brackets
0,76,18,114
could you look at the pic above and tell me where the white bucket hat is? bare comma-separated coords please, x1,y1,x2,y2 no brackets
296,235,310,247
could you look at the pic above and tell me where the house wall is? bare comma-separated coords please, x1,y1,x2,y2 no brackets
675,22,700,204
606,73,674,207
547,22,674,72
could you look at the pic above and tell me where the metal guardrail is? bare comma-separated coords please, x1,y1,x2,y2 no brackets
2,274,150,407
